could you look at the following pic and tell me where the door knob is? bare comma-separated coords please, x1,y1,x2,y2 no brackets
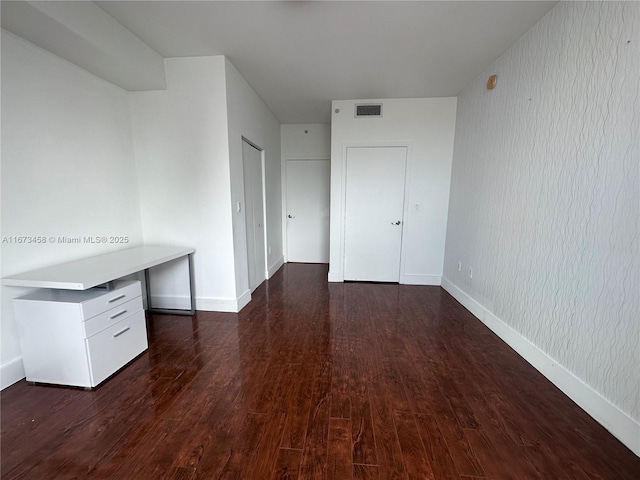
287,214,295,218
258,223,263,228
391,220,401,225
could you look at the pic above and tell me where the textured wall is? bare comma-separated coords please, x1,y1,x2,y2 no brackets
444,1,639,421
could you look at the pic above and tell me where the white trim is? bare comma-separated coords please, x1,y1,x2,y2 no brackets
259,148,269,284
235,289,252,312
149,294,254,313
284,156,333,161
328,271,343,283
329,271,441,285
149,294,192,310
1,357,25,390
441,277,640,457
267,256,285,278
397,145,413,284
196,293,249,313
401,273,441,286
278,157,289,264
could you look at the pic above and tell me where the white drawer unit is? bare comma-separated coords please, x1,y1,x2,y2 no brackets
13,280,148,388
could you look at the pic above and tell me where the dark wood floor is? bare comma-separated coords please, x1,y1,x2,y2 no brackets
2,264,638,479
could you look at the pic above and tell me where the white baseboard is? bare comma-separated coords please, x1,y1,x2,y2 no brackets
195,295,241,313
401,273,441,285
1,357,25,390
267,256,285,278
236,289,252,312
328,271,343,282
441,277,640,457
147,282,264,313
150,291,253,313
149,294,192,310
328,272,441,285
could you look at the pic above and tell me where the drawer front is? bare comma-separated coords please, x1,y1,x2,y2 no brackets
81,281,142,319
83,296,143,338
85,310,148,387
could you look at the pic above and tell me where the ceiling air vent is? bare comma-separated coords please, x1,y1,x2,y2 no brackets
355,103,382,118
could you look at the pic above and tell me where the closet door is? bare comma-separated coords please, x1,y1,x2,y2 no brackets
243,141,266,291
344,146,407,282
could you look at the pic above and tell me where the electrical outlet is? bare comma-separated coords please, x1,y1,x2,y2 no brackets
457,261,462,271
468,267,473,279
268,246,272,255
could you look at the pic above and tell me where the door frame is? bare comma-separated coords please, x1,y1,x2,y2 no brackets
282,156,330,264
242,137,268,291
339,142,413,282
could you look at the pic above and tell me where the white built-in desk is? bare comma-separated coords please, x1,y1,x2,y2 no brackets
4,245,196,388
2,245,196,315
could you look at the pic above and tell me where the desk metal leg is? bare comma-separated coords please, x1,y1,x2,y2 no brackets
145,253,196,316
144,268,152,311
188,253,196,314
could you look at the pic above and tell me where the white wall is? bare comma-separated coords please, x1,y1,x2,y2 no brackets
0,30,143,388
129,56,238,312
225,58,283,303
281,124,331,160
130,57,282,313
329,98,457,284
443,2,639,455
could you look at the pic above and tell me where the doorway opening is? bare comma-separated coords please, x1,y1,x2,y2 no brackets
285,158,330,264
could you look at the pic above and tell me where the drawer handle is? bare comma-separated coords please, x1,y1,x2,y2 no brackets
108,294,126,303
113,327,130,338
109,310,127,320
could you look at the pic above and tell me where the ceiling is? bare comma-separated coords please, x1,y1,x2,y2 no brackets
12,1,559,124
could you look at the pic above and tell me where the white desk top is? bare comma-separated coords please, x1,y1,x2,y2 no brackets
2,245,194,290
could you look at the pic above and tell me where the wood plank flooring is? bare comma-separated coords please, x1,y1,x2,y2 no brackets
2,263,638,479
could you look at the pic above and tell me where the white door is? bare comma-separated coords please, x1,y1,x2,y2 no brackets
344,146,407,282
243,141,266,291
286,159,330,263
